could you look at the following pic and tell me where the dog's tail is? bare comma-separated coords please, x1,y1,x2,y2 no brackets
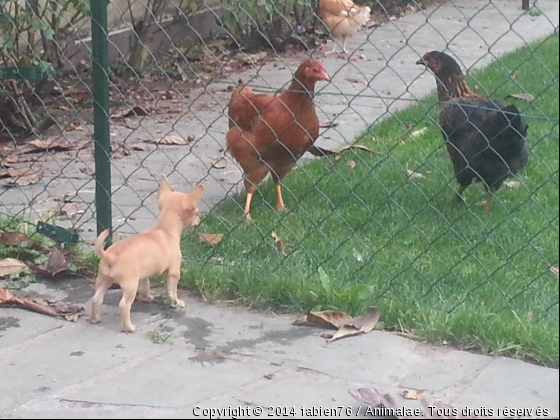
95,229,110,259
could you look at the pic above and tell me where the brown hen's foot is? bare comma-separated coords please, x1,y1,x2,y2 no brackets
239,212,256,223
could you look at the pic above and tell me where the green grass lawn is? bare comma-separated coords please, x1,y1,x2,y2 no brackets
180,35,559,366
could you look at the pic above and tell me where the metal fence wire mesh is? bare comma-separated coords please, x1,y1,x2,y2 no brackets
0,0,558,347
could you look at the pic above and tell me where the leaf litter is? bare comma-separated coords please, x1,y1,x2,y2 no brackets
0,229,43,250
197,233,224,245
293,307,379,342
507,93,535,102
211,157,227,169
26,249,70,277
348,385,536,419
0,288,84,322
406,169,426,180
0,259,29,277
0,168,41,186
149,135,188,145
271,231,288,256
308,144,383,157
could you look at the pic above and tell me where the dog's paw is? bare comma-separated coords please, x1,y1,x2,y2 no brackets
122,324,137,333
89,317,101,324
174,299,186,308
136,293,154,302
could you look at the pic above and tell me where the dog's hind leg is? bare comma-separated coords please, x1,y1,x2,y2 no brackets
89,274,112,324
119,281,139,333
136,278,153,302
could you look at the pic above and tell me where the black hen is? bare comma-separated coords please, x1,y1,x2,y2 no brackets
416,51,529,214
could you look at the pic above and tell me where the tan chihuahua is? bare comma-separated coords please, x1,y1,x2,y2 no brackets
89,175,204,333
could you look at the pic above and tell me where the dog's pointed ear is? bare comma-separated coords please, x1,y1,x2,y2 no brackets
187,185,204,204
158,174,174,199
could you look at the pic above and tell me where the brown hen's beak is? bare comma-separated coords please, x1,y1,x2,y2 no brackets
320,70,330,82
415,59,425,66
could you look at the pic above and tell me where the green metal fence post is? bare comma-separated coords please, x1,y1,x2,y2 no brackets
90,0,112,242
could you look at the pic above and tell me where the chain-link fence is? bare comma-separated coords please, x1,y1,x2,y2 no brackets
0,0,558,362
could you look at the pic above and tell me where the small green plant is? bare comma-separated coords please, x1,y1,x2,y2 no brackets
528,9,542,17
148,329,173,345
220,0,313,50
6,269,36,290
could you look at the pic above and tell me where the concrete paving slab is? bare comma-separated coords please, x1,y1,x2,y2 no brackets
67,348,278,409
400,350,494,392
0,309,64,349
229,329,450,387
0,322,162,412
451,356,560,418
238,368,363,417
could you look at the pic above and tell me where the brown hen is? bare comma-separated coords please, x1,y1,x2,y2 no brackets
226,59,330,219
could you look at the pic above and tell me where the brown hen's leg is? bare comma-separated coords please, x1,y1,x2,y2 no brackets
275,184,285,211
241,192,255,222
484,188,497,214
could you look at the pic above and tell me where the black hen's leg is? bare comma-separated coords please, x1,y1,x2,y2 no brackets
484,187,498,214
455,185,467,201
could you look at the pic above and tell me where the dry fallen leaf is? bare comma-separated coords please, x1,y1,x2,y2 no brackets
111,106,150,120
1,154,46,167
0,259,29,277
406,169,426,180
550,266,559,277
410,127,428,138
308,144,383,157
130,143,150,151
401,389,425,400
0,230,41,250
319,119,339,128
150,135,188,145
211,157,227,169
347,160,356,169
60,202,82,217
271,231,288,256
327,307,380,342
65,123,86,132
0,288,84,321
197,233,223,246
293,310,353,329
507,93,535,102
80,167,94,176
27,139,91,152
27,249,69,277
0,168,41,186
333,144,383,155
504,180,521,188
350,386,498,419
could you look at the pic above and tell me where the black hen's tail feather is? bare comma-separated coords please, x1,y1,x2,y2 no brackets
486,104,528,161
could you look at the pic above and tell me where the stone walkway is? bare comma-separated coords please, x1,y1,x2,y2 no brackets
0,0,558,245
0,275,558,418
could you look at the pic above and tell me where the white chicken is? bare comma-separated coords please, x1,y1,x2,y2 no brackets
318,0,371,55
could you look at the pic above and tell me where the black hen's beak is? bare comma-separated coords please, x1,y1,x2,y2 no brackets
415,58,425,66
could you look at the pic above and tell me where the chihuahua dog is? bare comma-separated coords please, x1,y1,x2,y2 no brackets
89,175,204,333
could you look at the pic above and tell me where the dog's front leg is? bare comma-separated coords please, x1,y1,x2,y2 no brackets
166,269,185,308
